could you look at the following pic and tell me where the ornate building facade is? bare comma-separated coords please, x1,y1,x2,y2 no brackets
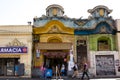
32,4,74,77
32,4,120,77
75,5,118,76
0,4,120,78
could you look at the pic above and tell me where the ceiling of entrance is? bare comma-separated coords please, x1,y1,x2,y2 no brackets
36,42,72,50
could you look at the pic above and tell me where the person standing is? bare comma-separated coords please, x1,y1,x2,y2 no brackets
45,67,53,79
15,64,18,76
40,64,46,78
61,64,65,76
72,62,78,78
81,63,89,80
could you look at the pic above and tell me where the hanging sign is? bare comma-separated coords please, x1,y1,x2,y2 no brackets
0,47,27,53
36,49,40,58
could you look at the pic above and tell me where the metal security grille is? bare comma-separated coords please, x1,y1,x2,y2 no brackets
96,55,116,76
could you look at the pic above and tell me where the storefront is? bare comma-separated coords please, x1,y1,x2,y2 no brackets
35,42,71,68
0,47,27,76
0,58,19,76
32,42,74,77
0,25,32,77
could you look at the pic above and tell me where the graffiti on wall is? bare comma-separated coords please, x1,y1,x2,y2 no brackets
96,55,116,76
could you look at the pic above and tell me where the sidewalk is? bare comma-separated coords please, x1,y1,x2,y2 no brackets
1,75,120,80
0,76,120,80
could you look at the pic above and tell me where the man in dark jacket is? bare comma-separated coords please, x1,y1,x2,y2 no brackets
81,63,89,80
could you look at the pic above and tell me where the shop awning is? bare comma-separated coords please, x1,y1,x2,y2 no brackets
36,42,72,50
0,54,20,58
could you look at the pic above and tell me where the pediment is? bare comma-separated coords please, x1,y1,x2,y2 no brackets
33,20,74,34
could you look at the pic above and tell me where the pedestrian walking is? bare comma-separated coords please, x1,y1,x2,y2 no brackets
81,63,89,80
61,64,65,76
72,62,78,78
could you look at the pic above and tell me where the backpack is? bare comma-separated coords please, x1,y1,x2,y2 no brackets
72,65,77,71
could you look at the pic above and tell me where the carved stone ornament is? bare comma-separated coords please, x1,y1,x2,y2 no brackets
48,25,61,33
100,26,106,33
75,21,85,26
6,38,25,47
99,9,104,16
52,8,57,16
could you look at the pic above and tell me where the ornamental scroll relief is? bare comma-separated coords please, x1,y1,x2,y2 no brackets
48,25,61,33
6,38,26,47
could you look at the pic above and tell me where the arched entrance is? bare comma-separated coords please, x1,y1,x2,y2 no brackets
45,37,68,74
36,37,72,75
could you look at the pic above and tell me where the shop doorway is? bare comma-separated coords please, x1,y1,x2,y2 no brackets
0,58,19,76
77,40,87,69
43,50,68,68
44,53,68,76
45,57,65,68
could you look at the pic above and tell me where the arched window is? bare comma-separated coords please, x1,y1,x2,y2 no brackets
98,36,111,51
47,37,62,43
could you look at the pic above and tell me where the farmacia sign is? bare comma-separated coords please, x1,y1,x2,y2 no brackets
0,47,27,53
